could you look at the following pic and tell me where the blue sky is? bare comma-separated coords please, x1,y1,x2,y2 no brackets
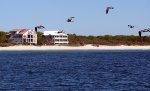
0,0,150,36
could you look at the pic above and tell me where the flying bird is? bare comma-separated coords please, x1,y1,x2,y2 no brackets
36,25,45,29
138,28,150,37
67,17,75,22
106,6,114,14
35,25,45,32
138,31,142,37
128,25,138,28
58,30,64,33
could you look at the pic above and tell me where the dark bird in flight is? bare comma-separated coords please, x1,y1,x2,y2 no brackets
138,28,150,37
58,30,64,33
106,6,114,14
128,25,138,28
67,17,75,22
35,25,45,32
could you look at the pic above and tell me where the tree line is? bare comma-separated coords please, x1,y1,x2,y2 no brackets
0,31,150,46
68,34,150,46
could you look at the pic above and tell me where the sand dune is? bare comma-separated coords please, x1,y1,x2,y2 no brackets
0,45,150,51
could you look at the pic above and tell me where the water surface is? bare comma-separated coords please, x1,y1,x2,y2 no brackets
0,50,150,91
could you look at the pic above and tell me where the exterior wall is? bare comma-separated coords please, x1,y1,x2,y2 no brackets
7,29,37,45
23,31,37,44
11,38,23,44
42,31,69,45
9,34,23,44
51,35,69,44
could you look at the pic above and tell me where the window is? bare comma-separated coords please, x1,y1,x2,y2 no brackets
28,35,30,38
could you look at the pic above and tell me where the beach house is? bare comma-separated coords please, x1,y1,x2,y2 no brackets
6,29,37,45
42,30,69,45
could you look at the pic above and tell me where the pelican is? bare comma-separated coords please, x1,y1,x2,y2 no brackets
67,17,75,22
128,25,138,28
106,6,114,14
35,25,45,32
138,28,150,37
58,30,64,33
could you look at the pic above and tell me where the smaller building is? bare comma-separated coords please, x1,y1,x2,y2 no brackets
42,30,69,45
6,29,37,45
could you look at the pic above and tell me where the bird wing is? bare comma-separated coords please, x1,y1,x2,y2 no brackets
106,7,109,14
70,17,74,18
67,19,71,22
139,31,141,37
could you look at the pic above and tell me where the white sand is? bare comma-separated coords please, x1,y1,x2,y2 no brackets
0,45,150,51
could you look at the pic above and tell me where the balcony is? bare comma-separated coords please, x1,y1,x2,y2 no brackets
54,41,69,44
54,37,68,40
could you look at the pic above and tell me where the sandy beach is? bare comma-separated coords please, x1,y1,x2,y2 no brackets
0,45,150,51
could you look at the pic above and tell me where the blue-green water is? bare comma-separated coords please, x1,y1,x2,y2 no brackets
0,50,150,91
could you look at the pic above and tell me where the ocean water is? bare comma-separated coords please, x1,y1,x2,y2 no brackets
0,50,150,91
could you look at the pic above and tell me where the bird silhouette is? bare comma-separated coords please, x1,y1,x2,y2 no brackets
67,17,75,22
138,28,150,37
106,6,114,14
35,25,45,32
128,25,138,28
58,30,64,33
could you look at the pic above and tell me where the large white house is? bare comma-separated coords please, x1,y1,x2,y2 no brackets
6,29,37,45
42,30,69,45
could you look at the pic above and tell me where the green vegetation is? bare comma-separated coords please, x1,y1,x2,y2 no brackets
0,31,7,43
37,32,43,45
0,31,14,46
1,31,150,46
68,34,150,46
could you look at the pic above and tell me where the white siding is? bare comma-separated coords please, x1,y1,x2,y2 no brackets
8,29,37,45
43,30,69,45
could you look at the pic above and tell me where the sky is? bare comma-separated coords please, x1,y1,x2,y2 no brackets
0,0,150,36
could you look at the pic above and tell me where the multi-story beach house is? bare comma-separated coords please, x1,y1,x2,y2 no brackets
42,30,69,45
6,29,37,45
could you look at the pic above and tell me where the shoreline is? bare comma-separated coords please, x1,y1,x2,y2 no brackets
1,45,150,51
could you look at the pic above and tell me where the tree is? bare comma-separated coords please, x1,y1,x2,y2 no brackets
0,31,6,43
68,34,78,45
36,32,43,45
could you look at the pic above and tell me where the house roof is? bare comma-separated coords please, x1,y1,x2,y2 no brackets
9,29,35,35
43,30,68,36
18,29,28,34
